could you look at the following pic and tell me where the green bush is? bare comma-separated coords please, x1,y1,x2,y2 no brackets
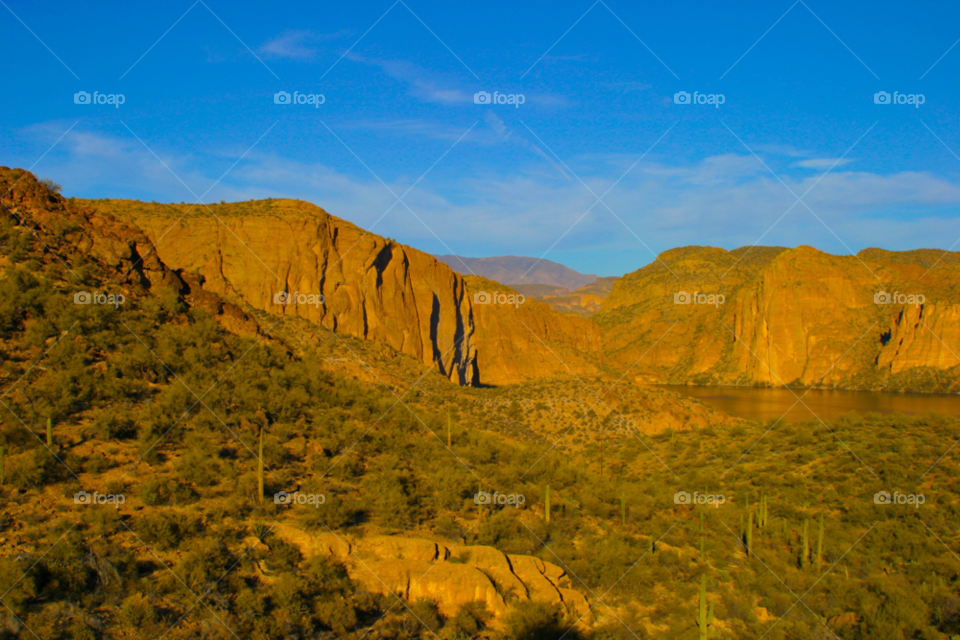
503,601,578,640
134,511,201,550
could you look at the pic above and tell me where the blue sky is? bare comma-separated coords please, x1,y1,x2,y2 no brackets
4,1,960,276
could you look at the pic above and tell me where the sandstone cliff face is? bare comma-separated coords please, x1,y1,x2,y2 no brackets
597,244,960,391
276,526,592,627
464,276,604,385
87,198,605,386
90,198,478,384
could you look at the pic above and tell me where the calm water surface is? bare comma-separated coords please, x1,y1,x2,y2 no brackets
660,385,960,422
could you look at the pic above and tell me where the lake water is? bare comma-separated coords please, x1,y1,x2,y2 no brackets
659,385,960,423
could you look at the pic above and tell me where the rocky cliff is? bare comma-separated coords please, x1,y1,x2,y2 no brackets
0,168,262,337
86,198,605,386
597,244,960,392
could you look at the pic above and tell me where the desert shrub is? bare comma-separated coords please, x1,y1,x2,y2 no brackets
134,511,201,550
139,476,196,506
174,446,224,487
9,448,57,489
314,595,358,635
296,492,357,530
502,601,576,640
409,597,443,634
94,411,137,440
469,508,536,554
138,476,171,506
0,558,36,615
265,538,301,572
83,451,115,474
119,592,155,627
443,600,491,638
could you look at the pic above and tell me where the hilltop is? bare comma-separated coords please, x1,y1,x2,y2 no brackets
596,244,960,392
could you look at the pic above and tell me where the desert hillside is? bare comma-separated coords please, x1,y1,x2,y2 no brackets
0,167,956,640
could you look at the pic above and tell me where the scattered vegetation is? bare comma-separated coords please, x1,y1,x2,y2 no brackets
0,182,958,639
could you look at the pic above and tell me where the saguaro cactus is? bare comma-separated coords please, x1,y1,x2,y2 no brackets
257,427,265,503
817,513,824,571
545,484,551,525
801,518,810,569
746,512,753,556
599,440,604,477
699,511,705,560
649,534,655,554
694,574,714,639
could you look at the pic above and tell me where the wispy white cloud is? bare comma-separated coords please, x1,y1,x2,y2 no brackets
794,157,854,169
347,55,472,105
754,143,811,158
345,54,563,109
484,112,569,181
338,118,482,142
13,121,960,276
258,29,351,60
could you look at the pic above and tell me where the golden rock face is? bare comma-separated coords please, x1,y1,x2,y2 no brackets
88,198,603,387
597,244,960,390
275,525,592,627
93,198,480,384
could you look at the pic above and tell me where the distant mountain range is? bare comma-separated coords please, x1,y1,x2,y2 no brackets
435,254,599,290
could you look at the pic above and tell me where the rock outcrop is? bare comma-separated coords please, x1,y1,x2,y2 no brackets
0,168,262,337
275,526,591,627
597,244,960,392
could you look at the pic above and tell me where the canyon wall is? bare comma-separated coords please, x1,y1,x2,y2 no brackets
597,244,960,391
88,198,603,386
